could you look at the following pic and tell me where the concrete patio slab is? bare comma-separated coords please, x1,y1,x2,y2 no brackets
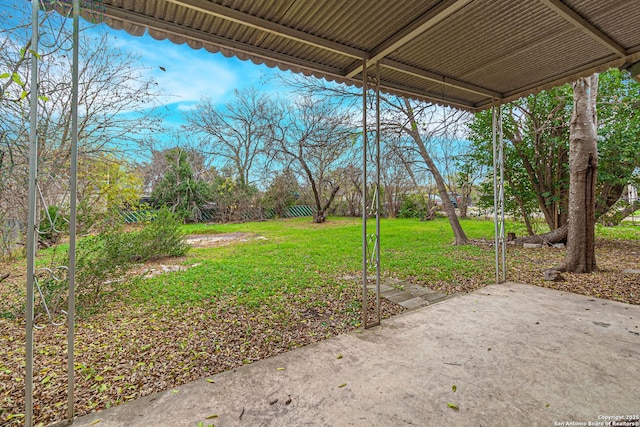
71,282,640,427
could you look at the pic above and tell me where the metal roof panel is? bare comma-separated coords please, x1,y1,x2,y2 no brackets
65,0,640,111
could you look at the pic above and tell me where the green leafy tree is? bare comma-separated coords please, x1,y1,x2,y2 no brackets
76,155,143,231
151,148,212,222
594,69,640,218
263,169,300,218
468,84,572,232
467,68,640,236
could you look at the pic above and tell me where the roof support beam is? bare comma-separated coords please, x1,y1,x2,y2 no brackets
345,0,472,78
624,60,640,83
165,0,367,59
477,50,640,109
540,0,626,57
382,59,499,98
378,80,475,111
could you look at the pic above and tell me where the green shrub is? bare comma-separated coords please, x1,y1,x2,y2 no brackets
71,208,188,308
398,194,427,219
137,208,189,259
38,205,68,246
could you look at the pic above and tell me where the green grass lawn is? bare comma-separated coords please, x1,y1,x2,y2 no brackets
6,216,639,317
597,222,640,239
130,217,498,309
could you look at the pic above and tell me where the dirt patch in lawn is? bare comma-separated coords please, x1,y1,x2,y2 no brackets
184,232,264,248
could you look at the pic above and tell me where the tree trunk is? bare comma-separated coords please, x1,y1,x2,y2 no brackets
616,200,640,223
313,185,340,223
458,198,468,218
561,74,599,273
600,199,640,226
513,224,568,245
403,99,468,245
517,195,535,236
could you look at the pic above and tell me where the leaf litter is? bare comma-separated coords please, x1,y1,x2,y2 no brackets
1,236,638,425
0,277,402,425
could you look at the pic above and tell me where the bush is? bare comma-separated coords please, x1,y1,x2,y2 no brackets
38,205,68,246
137,208,189,259
263,170,299,218
398,194,427,219
72,208,188,307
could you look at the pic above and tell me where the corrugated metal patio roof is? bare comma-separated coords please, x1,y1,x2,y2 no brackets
74,0,640,111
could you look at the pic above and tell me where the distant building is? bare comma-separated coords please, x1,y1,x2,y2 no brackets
629,185,638,202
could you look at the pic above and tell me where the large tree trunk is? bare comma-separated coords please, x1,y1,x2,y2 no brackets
313,185,339,223
561,74,599,273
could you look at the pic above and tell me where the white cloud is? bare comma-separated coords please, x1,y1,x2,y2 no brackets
176,103,198,112
100,27,276,107
109,32,239,104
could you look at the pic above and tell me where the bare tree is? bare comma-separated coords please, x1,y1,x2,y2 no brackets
383,98,470,244
279,75,471,242
270,97,357,223
453,146,486,219
382,135,423,218
186,87,272,186
332,164,362,217
0,8,161,252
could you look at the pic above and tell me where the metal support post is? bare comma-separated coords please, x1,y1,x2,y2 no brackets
67,0,80,419
361,60,369,328
373,62,381,324
491,103,506,283
26,3,80,423
361,60,381,329
25,1,40,425
498,106,506,280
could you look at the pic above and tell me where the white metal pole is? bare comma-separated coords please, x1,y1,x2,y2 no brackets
491,103,499,283
25,1,40,425
361,59,368,328
498,105,506,281
374,62,381,324
67,0,80,419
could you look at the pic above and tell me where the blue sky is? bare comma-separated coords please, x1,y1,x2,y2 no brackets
2,1,289,153
97,25,284,130
101,26,280,112
87,21,296,158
